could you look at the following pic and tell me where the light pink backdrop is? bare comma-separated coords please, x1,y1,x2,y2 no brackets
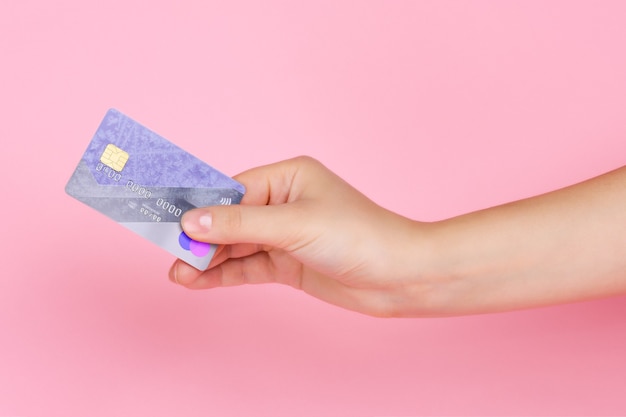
2,1,626,416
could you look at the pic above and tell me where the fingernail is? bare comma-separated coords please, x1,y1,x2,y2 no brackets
168,263,179,284
182,211,212,234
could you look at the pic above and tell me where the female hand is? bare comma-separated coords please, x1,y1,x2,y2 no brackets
169,156,434,317
170,157,626,317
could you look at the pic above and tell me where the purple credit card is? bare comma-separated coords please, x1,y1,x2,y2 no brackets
65,109,245,270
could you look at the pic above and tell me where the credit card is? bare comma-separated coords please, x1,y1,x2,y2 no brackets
65,108,245,270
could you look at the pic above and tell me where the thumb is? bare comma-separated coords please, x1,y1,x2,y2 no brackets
181,203,304,249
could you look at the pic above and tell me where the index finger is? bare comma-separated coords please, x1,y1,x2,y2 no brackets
233,156,315,206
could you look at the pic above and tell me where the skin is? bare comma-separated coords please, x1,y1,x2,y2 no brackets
169,156,626,318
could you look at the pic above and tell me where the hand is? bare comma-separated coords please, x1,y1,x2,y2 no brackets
169,156,434,317
170,157,626,317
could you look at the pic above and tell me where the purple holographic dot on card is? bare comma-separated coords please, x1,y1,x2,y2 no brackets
178,231,192,250
189,240,211,257
179,231,211,257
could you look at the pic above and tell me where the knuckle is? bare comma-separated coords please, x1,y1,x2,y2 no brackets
292,155,323,170
222,205,244,233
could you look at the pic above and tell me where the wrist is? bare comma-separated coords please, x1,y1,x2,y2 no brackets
378,218,456,317
393,216,508,317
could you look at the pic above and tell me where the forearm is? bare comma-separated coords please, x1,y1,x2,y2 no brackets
172,157,626,318
420,165,626,316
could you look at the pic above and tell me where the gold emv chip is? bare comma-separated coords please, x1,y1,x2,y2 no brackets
100,143,129,172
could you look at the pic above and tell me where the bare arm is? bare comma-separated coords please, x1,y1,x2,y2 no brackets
170,157,626,317
423,165,626,316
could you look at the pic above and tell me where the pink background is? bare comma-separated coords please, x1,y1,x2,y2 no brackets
2,1,626,416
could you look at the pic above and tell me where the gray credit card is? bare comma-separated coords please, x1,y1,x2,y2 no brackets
65,108,245,270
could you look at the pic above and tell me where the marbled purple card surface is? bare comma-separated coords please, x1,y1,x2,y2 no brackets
65,108,245,270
